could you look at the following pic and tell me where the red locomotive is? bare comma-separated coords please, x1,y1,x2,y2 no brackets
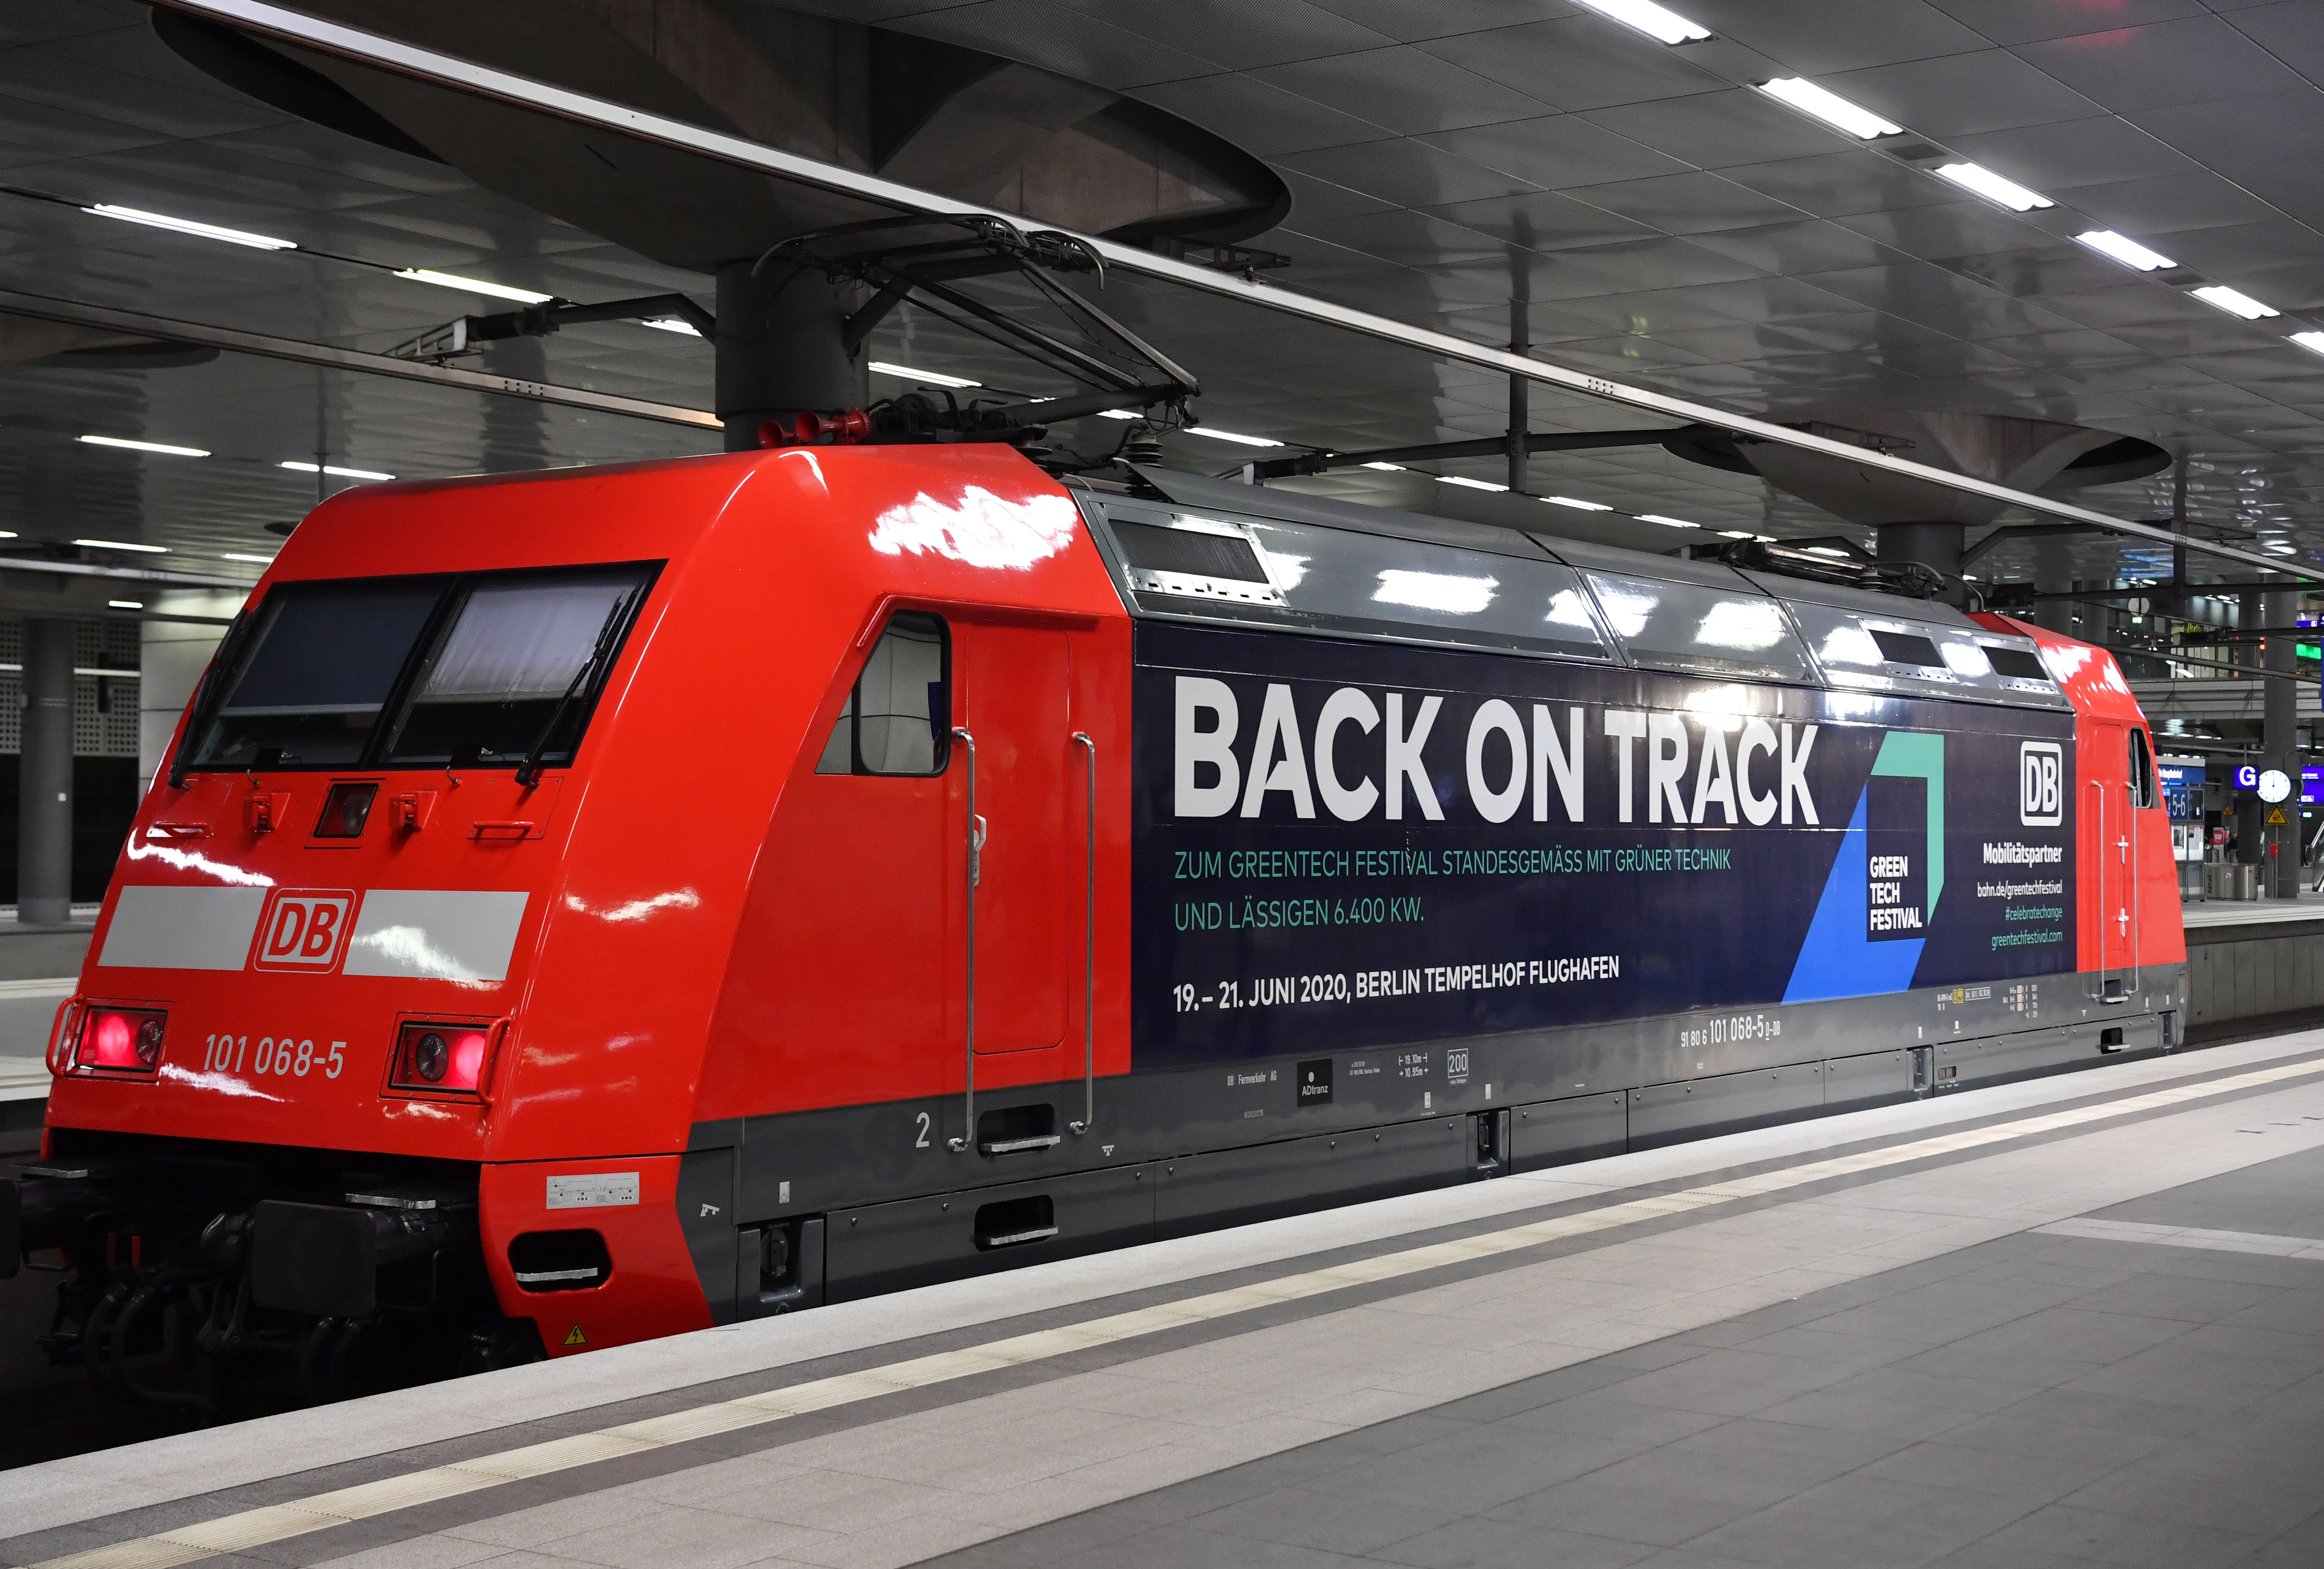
2,444,2184,1403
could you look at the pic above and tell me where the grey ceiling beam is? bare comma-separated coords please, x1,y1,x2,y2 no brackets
160,0,2319,586
0,286,721,432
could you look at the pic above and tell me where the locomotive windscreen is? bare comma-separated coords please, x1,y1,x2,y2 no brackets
383,568,652,768
180,564,657,774
187,577,447,767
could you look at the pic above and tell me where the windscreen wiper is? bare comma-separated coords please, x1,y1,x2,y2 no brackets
514,587,639,788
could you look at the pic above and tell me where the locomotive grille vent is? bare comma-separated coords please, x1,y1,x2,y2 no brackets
1869,629,1943,668
1984,646,2049,681
1110,519,1286,607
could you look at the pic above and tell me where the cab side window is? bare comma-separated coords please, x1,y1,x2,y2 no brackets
816,612,949,776
2128,726,2157,809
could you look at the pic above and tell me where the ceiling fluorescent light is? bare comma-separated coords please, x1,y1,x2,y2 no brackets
1096,409,1140,420
1362,461,1406,471
1719,529,1756,539
393,268,554,304
77,434,208,458
1636,514,1700,528
1933,162,2053,211
280,460,396,481
2290,331,2324,356
1569,0,1710,45
1755,79,1901,139
75,537,169,554
2192,285,2278,320
107,601,144,611
868,360,979,389
84,204,294,251
1188,425,1284,447
220,552,276,564
637,317,700,336
1544,495,1613,511
2075,230,2176,272
1437,474,1509,491
1804,546,1852,558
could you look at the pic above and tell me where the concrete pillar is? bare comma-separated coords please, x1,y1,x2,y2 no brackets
1877,521,1967,606
2033,537,2074,637
2265,588,2300,895
17,620,72,924
714,263,861,453
140,591,248,786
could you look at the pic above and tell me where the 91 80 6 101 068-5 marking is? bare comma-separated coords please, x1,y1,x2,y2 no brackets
200,1033,345,1078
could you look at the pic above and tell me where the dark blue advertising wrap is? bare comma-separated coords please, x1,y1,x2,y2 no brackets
1133,623,2078,1071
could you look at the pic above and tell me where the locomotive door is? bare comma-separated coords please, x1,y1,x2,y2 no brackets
2083,720,2156,998
955,621,1075,1058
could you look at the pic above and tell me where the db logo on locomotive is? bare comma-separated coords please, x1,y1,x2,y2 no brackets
250,888,358,972
2018,741,2063,828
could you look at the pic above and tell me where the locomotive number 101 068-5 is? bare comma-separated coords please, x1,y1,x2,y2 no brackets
200,1033,346,1078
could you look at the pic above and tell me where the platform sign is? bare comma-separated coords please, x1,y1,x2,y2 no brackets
2157,760,2204,819
1130,623,2077,1070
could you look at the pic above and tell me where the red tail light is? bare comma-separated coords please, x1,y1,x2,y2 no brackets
388,1020,495,1096
74,1006,166,1073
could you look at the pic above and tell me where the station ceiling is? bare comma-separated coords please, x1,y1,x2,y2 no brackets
5,0,2324,597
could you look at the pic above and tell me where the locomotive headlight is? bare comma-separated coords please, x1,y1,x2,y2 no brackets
73,1005,167,1074
390,1019,499,1096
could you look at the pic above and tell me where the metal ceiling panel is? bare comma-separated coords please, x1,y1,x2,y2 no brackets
1254,47,1551,137
1415,114,1692,190
1924,0,2210,49
1564,172,1807,236
1823,50,2106,139
882,0,1216,90
1713,0,1995,70
1416,191,1663,253
1056,0,1393,71
2017,17,2307,113
1417,17,1725,114
1279,138,1543,209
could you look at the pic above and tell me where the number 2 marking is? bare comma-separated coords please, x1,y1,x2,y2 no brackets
913,1112,931,1149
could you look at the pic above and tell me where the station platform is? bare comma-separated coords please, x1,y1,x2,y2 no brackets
10,1032,2324,1569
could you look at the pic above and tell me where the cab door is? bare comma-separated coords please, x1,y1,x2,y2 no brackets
2084,721,2164,998
953,621,1077,1059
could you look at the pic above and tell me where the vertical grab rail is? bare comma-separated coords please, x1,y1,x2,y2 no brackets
1069,731,1096,1136
2087,777,2107,1002
2126,778,2142,998
947,727,977,1152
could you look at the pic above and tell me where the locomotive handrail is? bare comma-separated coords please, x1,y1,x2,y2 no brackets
2128,780,2143,998
947,727,977,1153
45,998,80,1077
2087,778,2105,1003
1070,731,1095,1137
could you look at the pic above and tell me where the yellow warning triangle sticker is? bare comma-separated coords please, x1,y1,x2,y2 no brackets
563,1323,587,1347
2269,807,2289,825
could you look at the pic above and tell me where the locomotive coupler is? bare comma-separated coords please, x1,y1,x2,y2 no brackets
248,1192,471,1319
1,1158,139,1275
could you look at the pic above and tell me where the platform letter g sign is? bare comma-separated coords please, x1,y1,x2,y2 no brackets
2019,742,2062,827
